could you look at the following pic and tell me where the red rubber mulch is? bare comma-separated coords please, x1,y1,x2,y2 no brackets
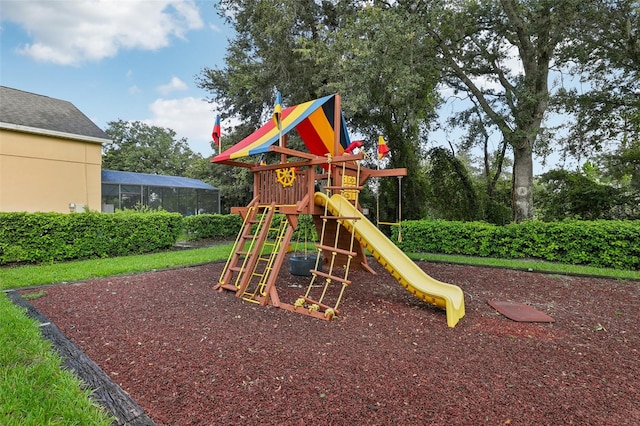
23,258,639,425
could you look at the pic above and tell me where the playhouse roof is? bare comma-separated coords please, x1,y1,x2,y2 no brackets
212,94,351,162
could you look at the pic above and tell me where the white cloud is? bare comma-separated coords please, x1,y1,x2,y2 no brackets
1,0,203,65
157,76,188,95
129,85,142,95
143,96,218,156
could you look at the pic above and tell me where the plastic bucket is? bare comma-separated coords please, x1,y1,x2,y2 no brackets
289,256,320,276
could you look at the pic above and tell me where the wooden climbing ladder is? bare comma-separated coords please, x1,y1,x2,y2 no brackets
294,158,363,319
215,199,295,307
240,209,289,303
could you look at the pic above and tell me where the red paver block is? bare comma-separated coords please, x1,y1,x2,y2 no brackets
488,300,555,322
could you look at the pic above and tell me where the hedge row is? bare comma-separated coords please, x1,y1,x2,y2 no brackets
3,211,639,270
397,219,640,270
0,211,311,265
0,211,182,265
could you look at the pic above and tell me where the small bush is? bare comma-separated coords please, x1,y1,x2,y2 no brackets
182,214,242,240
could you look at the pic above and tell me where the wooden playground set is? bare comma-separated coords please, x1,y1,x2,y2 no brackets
211,94,465,327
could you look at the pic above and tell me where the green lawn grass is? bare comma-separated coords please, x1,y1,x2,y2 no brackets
0,295,113,425
2,242,638,424
0,244,234,291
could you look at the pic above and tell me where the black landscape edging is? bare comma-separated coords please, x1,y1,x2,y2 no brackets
6,290,156,426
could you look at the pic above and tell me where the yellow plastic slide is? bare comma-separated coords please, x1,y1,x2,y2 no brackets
314,192,465,327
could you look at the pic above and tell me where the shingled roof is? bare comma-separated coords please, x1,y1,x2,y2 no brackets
0,86,110,142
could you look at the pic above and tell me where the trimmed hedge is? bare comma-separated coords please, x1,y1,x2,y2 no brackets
3,210,639,271
397,219,640,270
182,214,243,240
0,211,182,265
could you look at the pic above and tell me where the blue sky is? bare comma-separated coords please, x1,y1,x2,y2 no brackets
1,0,229,156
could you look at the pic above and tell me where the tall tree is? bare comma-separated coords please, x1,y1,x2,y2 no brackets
417,0,582,222
554,0,639,159
323,5,442,220
444,99,512,220
196,0,353,212
198,1,441,219
103,120,201,176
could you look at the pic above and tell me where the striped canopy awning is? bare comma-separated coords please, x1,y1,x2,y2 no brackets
212,94,351,162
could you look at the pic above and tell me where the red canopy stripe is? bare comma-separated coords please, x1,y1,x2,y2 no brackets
296,107,342,156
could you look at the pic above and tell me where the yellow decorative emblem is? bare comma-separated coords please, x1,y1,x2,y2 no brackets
276,167,296,187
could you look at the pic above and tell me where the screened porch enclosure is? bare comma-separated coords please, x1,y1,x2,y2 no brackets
101,170,220,215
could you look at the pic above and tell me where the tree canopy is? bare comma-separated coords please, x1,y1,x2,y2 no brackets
554,0,639,159
319,5,442,220
197,0,639,222
103,120,202,176
198,0,442,220
535,166,639,221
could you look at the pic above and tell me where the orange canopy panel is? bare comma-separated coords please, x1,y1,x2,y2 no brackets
212,94,351,162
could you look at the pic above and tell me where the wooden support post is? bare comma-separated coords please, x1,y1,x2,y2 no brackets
261,214,297,307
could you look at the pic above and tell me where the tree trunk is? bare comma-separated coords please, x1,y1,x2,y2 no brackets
512,144,534,222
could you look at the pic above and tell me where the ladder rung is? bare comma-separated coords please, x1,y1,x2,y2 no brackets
229,266,242,272
315,244,356,257
310,269,351,285
218,283,238,291
298,296,341,314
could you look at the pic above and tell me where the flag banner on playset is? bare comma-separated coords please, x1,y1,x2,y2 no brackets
211,94,351,162
378,135,390,159
212,114,221,146
273,91,282,129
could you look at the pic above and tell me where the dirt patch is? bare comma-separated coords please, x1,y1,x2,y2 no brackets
24,259,639,425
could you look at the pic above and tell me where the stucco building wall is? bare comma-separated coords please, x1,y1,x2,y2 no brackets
0,129,103,212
